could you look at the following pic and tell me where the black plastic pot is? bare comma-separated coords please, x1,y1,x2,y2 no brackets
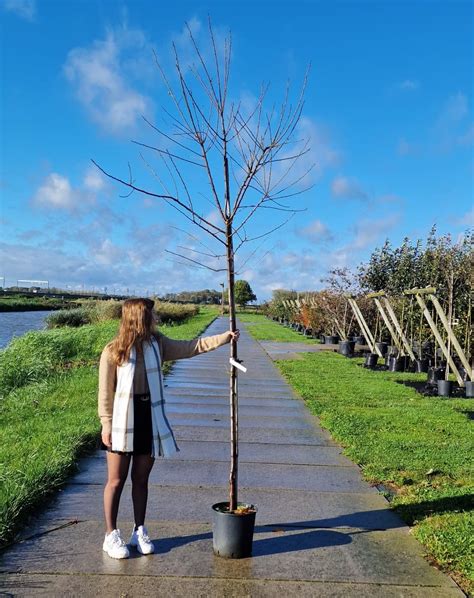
325,335,339,345
339,340,356,357
364,353,378,368
212,502,257,558
465,381,474,398
387,346,399,357
388,356,409,372
437,380,452,397
415,359,429,373
320,334,326,343
354,335,365,345
375,342,388,356
427,366,445,386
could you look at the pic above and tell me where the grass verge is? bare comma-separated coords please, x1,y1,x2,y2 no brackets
0,306,219,547
237,312,318,343
242,314,473,595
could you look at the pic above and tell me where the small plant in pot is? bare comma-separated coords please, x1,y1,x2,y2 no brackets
438,278,455,397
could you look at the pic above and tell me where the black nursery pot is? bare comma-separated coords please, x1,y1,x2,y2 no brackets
388,355,409,372
427,366,445,386
437,380,452,397
415,359,429,373
465,381,474,398
339,340,356,357
375,342,388,356
364,353,378,368
212,502,257,559
354,335,366,345
325,335,339,345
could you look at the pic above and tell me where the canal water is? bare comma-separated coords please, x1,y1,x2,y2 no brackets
0,311,51,349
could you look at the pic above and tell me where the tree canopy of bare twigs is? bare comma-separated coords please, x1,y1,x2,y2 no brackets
92,20,312,513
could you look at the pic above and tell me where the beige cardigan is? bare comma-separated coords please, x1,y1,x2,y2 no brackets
98,330,232,434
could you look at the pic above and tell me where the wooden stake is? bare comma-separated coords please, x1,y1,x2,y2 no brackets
381,297,416,361
414,294,464,386
429,294,472,381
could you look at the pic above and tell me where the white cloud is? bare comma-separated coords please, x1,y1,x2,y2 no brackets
297,219,333,242
433,92,473,152
297,117,340,182
94,239,124,265
64,25,152,135
331,176,368,201
32,168,107,212
437,92,469,125
3,0,35,21
455,208,474,228
33,173,80,210
83,165,107,192
397,138,420,156
398,79,419,91
351,214,400,250
457,123,474,146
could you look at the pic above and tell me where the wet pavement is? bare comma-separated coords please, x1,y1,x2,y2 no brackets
0,317,463,597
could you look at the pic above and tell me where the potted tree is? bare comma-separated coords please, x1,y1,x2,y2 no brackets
94,21,310,558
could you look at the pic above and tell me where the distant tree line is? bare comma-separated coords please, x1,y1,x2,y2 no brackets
266,225,473,350
160,289,222,304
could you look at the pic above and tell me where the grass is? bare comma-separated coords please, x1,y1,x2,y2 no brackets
237,312,318,343
242,313,473,595
0,295,73,312
0,306,219,546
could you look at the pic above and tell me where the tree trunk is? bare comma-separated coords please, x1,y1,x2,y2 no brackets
226,222,238,511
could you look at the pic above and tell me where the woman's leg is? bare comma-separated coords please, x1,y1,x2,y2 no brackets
104,452,131,533
130,454,155,527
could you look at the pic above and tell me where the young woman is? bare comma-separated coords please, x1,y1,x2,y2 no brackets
98,298,238,559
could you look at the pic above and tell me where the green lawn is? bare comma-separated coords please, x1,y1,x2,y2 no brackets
242,314,473,595
237,312,318,343
0,306,219,546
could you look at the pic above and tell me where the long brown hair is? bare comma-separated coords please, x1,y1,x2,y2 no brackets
109,298,156,365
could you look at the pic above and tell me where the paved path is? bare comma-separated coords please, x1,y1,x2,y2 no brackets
0,318,463,597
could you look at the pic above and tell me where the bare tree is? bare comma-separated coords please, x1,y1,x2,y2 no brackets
93,20,312,511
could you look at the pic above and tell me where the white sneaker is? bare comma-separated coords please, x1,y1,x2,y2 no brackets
129,525,155,555
103,529,130,559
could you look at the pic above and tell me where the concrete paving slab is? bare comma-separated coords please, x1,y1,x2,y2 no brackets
71,458,378,494
165,395,305,408
38,485,404,530
0,520,461,592
172,424,337,445
88,440,352,466
167,414,316,430
1,573,463,598
164,386,297,399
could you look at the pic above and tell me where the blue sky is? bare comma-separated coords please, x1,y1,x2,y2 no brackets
1,0,472,300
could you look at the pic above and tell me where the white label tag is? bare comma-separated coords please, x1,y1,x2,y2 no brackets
229,358,247,373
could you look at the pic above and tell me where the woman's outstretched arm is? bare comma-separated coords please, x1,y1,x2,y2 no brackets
157,329,239,362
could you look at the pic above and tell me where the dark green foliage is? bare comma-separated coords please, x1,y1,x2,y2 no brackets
160,289,222,304
0,295,76,312
234,280,257,306
46,307,92,328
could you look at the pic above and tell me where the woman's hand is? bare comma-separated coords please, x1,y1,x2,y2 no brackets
229,329,240,342
101,429,112,448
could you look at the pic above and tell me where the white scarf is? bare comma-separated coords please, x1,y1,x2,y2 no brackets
111,338,179,457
